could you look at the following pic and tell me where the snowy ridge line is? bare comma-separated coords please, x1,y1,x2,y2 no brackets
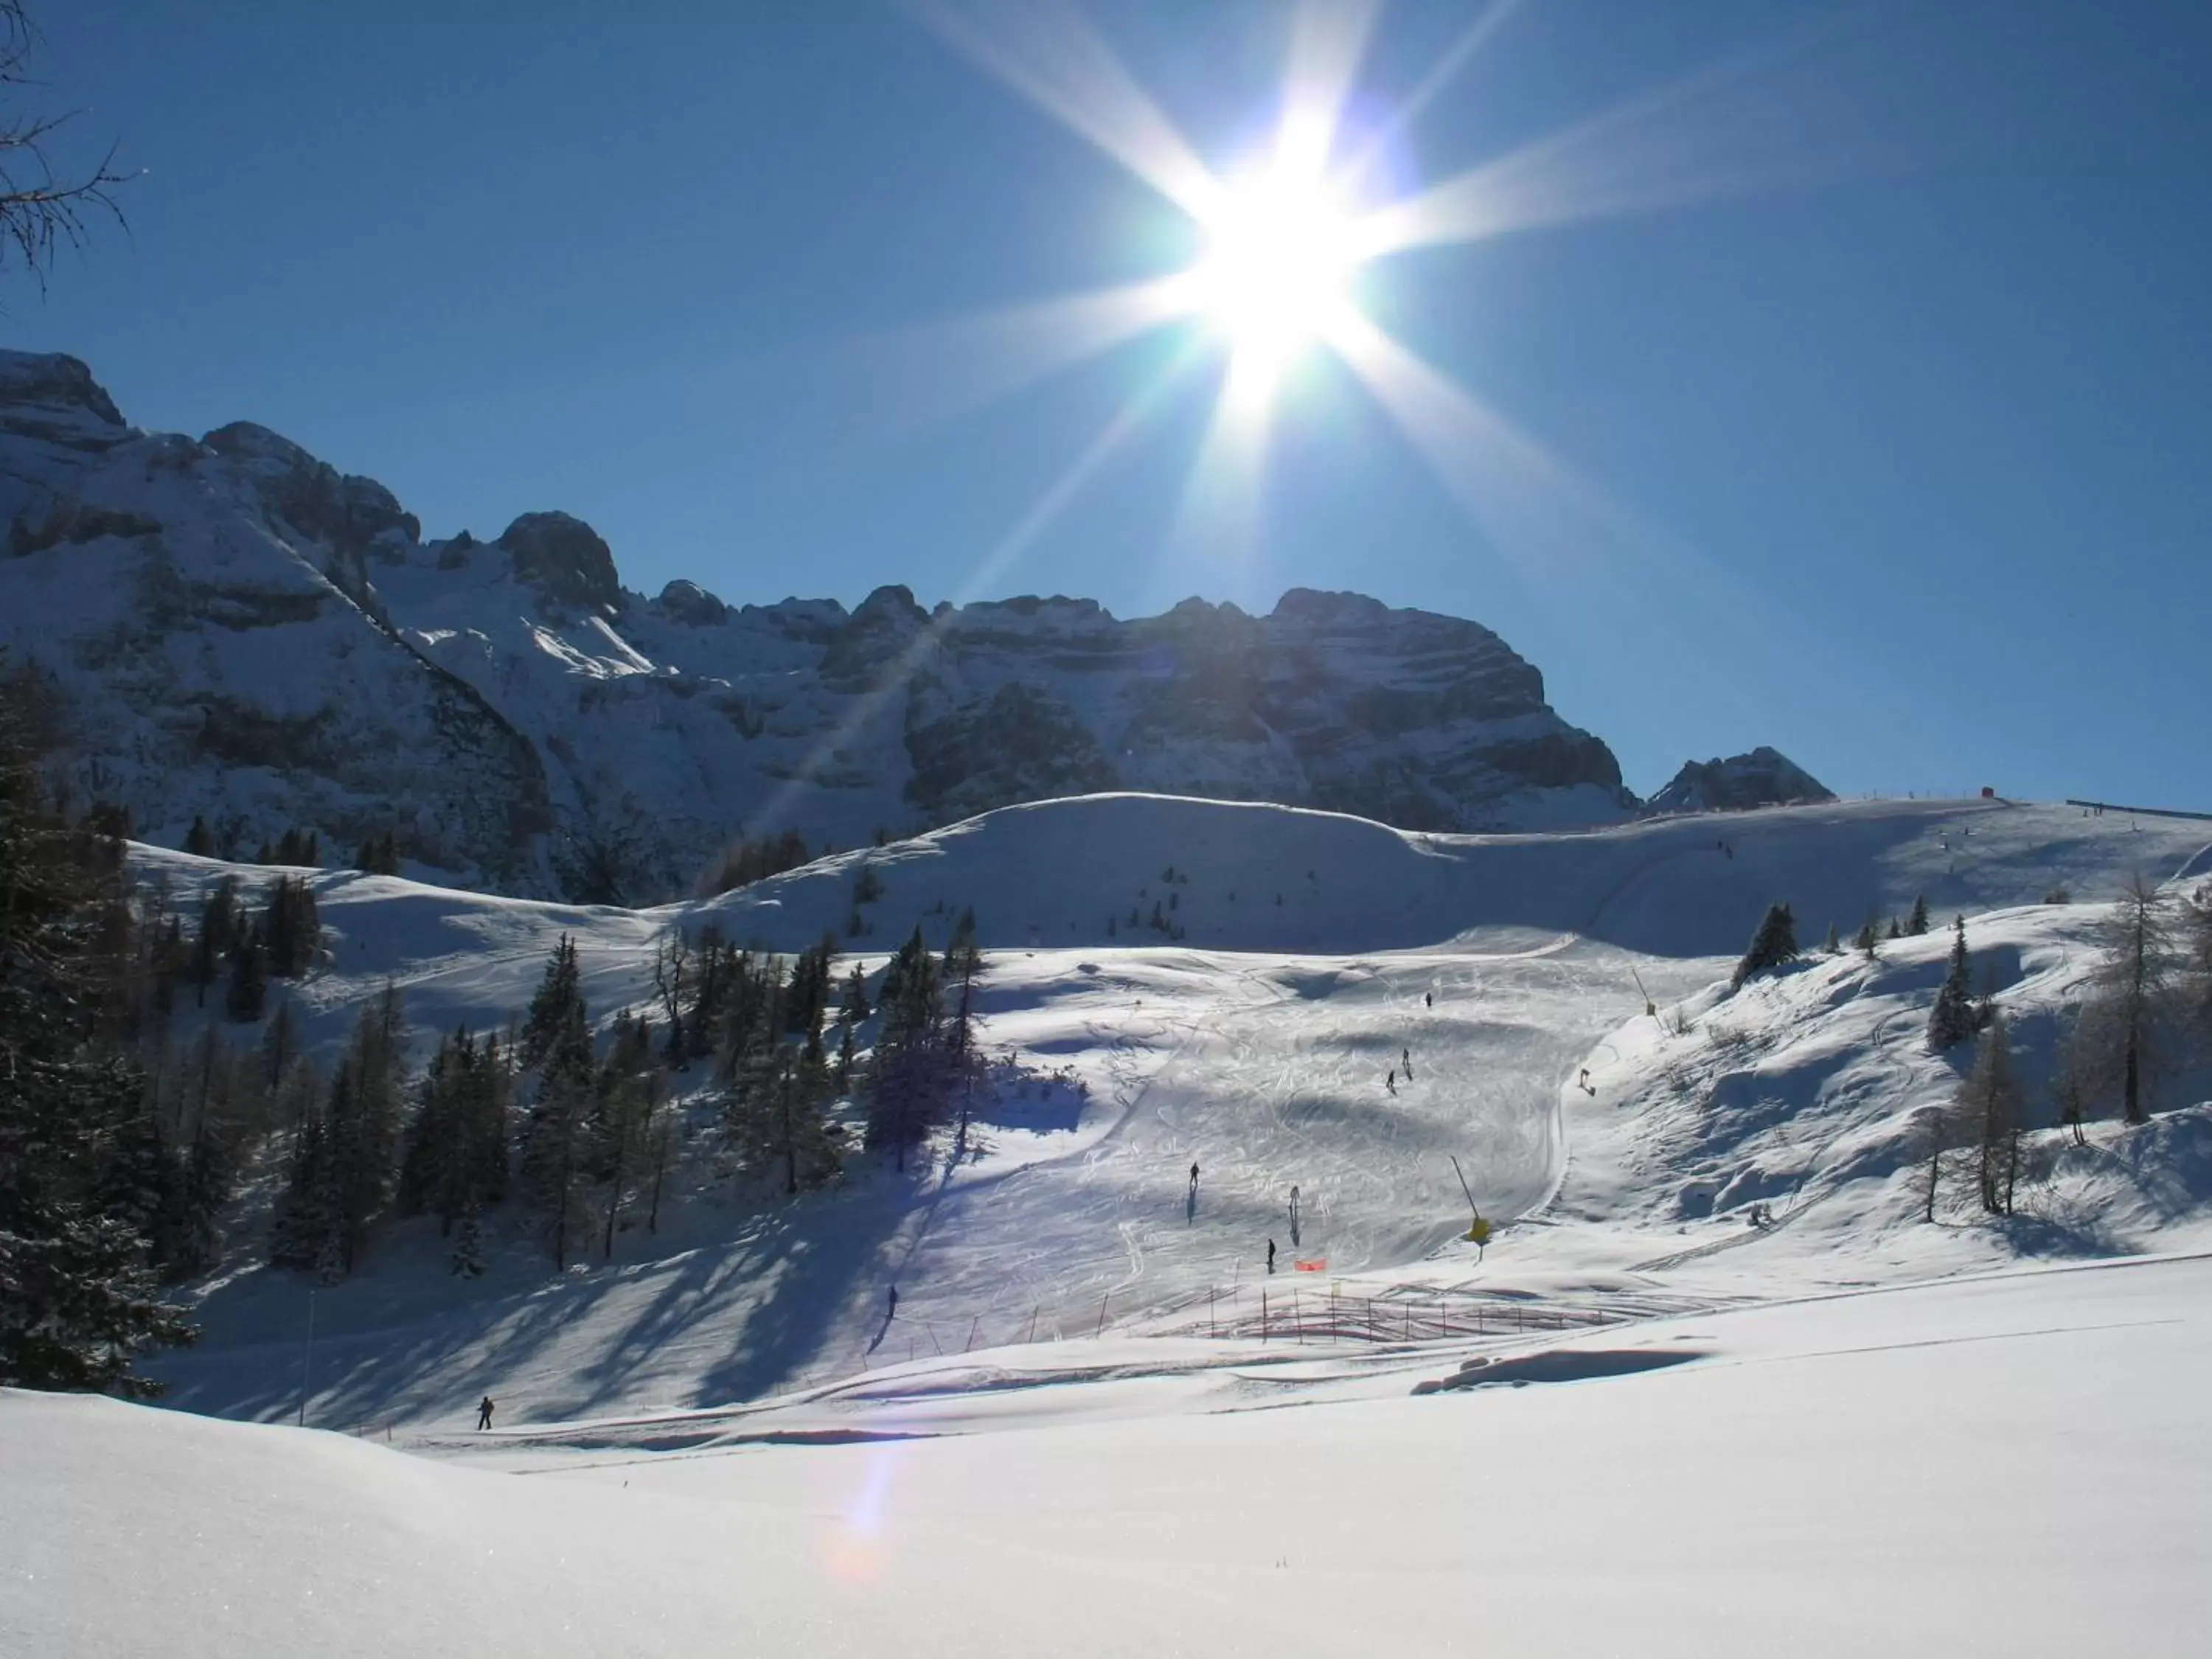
2064,799,2212,824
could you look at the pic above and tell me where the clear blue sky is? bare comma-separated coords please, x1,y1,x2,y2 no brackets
12,1,2211,808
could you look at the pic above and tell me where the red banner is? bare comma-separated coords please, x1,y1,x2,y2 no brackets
1293,1258,1326,1272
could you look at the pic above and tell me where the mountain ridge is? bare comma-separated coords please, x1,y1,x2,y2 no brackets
0,349,1798,900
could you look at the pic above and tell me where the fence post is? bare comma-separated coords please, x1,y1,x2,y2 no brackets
1096,1293,1109,1338
1210,1287,1217,1339
1294,1287,1302,1344
964,1316,979,1353
1027,1305,1039,1343
1262,1289,1269,1342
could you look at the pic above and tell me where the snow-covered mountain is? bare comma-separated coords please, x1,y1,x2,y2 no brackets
0,350,1636,900
1646,745,1832,814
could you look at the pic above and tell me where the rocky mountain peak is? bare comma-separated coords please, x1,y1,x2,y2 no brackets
0,350,124,428
495,512,622,613
1647,746,1833,814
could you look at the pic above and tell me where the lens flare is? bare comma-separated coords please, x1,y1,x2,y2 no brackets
1189,168,1364,378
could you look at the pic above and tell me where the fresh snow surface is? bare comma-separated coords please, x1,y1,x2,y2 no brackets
10,1253,2212,1658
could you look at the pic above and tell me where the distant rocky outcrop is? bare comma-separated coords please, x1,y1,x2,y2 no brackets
0,349,1638,901
1646,747,1833,815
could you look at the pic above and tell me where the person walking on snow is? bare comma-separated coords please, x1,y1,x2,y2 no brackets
1189,1160,1200,1191
1385,1069,1396,1094
1267,1238,1278,1275
476,1396,495,1431
1402,1046,1412,1079
1425,991,1433,1009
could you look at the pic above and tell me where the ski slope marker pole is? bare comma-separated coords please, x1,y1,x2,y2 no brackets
1096,1293,1109,1338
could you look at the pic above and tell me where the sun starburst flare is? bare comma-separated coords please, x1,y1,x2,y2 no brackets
872,0,1871,615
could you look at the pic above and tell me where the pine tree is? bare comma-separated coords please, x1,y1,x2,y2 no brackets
182,815,215,858
521,935,585,1071
1959,1011,2025,1215
838,961,871,1027
270,1105,337,1272
261,995,299,1089
1854,911,1880,960
260,874,321,978
186,875,242,1009
520,939,595,1267
1731,902,1799,990
450,1210,486,1277
2079,874,2180,1125
1906,894,1930,936
1823,921,1840,955
224,925,266,1022
1926,917,1978,1051
868,926,945,1171
588,1011,658,1258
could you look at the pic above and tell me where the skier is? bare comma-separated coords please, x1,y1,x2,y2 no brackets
888,1284,899,1318
1579,1068,1593,1095
1189,1160,1200,1190
1402,1046,1412,1079
476,1396,495,1431
1385,1069,1396,1095
1425,991,1433,1009
1267,1238,1278,1275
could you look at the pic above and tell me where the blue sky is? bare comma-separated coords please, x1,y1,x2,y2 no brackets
13,1,2211,808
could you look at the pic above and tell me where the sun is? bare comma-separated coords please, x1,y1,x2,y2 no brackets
1186,167,1366,378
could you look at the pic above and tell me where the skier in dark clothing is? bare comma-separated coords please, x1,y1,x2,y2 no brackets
476,1396,494,1431
1402,1047,1412,1078
1189,1161,1200,1190
1267,1239,1278,1274
1385,1068,1396,1094
1425,992,1433,1009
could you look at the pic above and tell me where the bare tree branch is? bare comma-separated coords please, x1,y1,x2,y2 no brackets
0,0,132,291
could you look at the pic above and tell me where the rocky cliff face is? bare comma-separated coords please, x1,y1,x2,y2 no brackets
0,351,1635,899
1646,747,1834,815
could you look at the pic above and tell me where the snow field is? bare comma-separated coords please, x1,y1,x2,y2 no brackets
12,1252,2212,1658
131,791,2212,1429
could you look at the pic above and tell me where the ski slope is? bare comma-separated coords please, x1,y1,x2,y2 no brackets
133,793,2212,1427
12,1253,2212,1658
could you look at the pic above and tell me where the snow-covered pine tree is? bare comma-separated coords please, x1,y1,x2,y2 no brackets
1907,894,1930,936
1731,902,1799,990
1926,917,1978,1051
